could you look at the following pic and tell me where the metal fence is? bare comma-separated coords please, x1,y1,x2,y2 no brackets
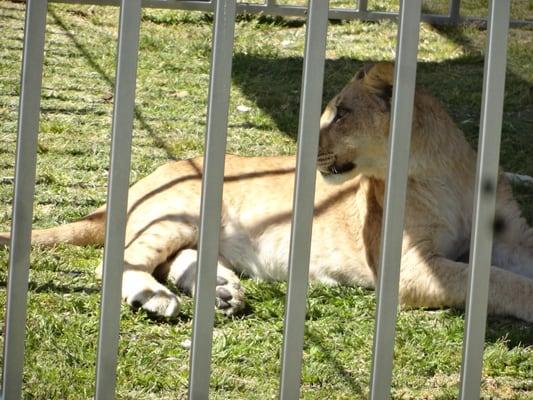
42,0,533,27
1,0,513,399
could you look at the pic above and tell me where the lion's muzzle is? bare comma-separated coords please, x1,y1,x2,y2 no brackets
317,152,356,176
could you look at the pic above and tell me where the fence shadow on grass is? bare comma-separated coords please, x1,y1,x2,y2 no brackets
0,279,100,295
485,316,533,347
305,328,367,396
47,8,180,161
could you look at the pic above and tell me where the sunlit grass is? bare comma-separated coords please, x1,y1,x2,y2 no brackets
0,1,532,398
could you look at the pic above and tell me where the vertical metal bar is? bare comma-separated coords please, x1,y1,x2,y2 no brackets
369,1,421,399
1,1,47,399
449,0,461,24
459,1,510,399
94,0,141,398
358,0,368,13
188,1,236,399
278,1,329,399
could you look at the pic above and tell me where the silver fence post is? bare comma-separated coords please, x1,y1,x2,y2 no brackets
94,0,142,398
188,0,236,399
1,1,47,399
459,1,510,399
358,0,368,13
369,1,421,399
449,0,461,25
278,1,329,399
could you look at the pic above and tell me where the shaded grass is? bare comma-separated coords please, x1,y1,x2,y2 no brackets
0,0,532,398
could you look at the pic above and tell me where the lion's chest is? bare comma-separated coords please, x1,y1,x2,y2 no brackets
218,204,374,287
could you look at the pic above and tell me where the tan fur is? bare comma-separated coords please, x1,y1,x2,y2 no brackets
2,62,533,320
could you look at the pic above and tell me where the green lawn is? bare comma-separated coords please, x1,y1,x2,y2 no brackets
0,0,532,398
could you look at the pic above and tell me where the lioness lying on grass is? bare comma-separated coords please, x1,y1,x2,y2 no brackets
1,62,532,321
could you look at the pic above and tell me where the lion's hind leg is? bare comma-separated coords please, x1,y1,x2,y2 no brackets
158,249,245,316
492,240,533,279
398,253,533,322
490,212,533,279
490,181,533,278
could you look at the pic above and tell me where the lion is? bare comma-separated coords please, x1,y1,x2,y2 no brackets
1,62,532,321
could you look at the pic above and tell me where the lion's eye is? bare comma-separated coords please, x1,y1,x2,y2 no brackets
333,106,351,123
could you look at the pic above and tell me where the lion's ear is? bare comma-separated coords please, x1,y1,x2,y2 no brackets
354,63,374,81
362,62,394,99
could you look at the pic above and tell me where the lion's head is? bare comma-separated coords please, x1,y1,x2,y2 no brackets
317,62,395,183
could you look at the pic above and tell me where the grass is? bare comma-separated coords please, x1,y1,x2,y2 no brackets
0,0,532,398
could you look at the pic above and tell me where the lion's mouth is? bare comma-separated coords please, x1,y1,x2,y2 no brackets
320,161,356,176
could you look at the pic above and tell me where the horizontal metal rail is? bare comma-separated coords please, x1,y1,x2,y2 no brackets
47,0,533,27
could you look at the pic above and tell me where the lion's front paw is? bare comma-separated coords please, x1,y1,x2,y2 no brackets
127,289,180,318
122,270,180,318
215,275,245,316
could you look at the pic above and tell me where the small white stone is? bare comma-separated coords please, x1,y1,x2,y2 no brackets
181,338,192,349
173,90,189,98
237,105,251,113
